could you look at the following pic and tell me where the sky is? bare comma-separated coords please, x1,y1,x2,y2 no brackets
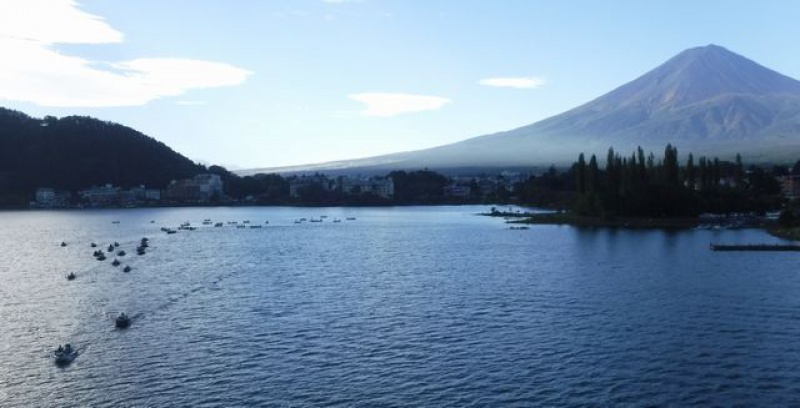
0,0,798,170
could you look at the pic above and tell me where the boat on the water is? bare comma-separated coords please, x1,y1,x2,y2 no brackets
123,265,132,273
54,344,77,365
60,241,67,247
66,272,76,280
112,259,120,267
115,313,131,328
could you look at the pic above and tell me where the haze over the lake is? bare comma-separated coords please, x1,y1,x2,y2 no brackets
0,1,798,169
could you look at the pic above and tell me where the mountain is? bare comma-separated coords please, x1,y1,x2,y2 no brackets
245,44,800,175
0,108,204,202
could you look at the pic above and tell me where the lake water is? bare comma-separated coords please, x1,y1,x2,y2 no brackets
2,205,800,406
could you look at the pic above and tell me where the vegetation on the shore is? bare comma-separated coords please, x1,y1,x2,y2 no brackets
505,144,792,231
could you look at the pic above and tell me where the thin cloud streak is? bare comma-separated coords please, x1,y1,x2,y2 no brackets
349,92,451,117
478,76,546,89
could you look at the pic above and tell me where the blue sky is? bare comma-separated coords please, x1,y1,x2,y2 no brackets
0,1,798,169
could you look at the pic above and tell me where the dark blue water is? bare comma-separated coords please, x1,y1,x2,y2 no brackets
2,206,800,406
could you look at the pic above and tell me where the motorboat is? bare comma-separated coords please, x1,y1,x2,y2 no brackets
107,245,114,252
60,242,67,247
115,313,131,328
112,259,121,267
123,265,132,273
66,272,76,280
117,250,126,256
90,242,97,248
54,344,77,365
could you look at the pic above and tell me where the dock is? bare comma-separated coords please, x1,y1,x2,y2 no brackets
710,244,800,252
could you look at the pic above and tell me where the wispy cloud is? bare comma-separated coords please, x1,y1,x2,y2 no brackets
0,0,251,107
176,100,207,106
349,93,451,117
478,76,546,89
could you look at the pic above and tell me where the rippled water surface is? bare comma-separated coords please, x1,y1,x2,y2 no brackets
2,206,800,406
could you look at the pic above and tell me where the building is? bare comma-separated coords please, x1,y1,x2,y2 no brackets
164,174,224,202
444,184,471,199
780,175,800,199
34,187,70,208
289,175,335,198
79,184,123,206
338,176,395,199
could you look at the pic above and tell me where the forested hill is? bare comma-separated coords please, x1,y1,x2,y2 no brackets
0,108,203,202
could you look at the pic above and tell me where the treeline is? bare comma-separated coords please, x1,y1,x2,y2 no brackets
567,144,783,218
208,167,458,206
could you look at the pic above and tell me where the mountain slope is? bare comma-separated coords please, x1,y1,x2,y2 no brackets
247,44,800,175
0,108,204,198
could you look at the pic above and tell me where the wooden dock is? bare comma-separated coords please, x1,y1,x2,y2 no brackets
710,244,800,252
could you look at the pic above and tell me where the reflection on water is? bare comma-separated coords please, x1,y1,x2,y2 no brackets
1,206,800,406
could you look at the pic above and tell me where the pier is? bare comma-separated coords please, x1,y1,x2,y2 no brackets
710,244,800,252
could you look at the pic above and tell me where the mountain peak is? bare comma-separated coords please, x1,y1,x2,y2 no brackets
600,44,800,111
255,45,800,173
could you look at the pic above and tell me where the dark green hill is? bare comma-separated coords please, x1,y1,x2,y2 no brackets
0,108,203,202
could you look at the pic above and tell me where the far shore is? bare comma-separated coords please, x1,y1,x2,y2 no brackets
509,212,701,229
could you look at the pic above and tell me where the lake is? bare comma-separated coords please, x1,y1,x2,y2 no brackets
1,205,800,406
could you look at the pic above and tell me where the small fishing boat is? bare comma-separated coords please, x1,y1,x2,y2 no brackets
54,344,77,366
115,313,131,329
60,242,67,247
112,259,120,267
117,250,126,256
123,265,132,273
66,272,76,280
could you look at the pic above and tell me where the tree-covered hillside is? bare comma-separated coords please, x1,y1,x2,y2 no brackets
0,108,204,203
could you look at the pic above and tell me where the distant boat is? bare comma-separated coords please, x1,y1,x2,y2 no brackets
90,242,97,248
346,217,356,221
123,265,132,273
117,250,126,256
54,344,77,366
66,272,76,280
214,222,223,227
115,313,131,329
107,245,114,252
111,220,120,224
60,242,67,247
112,259,120,267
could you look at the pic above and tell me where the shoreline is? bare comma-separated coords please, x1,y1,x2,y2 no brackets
510,212,700,229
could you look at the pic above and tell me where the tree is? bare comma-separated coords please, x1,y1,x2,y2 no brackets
575,153,586,194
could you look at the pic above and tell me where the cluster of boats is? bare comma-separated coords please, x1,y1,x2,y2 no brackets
57,236,147,364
